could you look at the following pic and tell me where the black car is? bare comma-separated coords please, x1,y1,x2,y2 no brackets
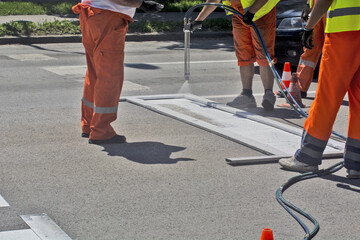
275,0,307,67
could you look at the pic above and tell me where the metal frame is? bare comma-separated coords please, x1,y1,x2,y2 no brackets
121,94,345,165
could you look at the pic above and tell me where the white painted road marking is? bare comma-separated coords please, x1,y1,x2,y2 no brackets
21,213,72,240
124,94,345,156
42,60,240,76
7,54,55,61
42,65,86,76
201,91,317,99
0,229,41,240
0,194,9,207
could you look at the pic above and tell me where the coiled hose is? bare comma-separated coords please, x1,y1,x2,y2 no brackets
184,3,347,240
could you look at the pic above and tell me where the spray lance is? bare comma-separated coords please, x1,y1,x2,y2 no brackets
183,0,232,82
183,17,191,81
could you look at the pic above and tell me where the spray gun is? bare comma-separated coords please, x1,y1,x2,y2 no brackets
183,1,230,82
183,17,192,81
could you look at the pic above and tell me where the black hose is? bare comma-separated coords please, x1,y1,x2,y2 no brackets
275,161,344,239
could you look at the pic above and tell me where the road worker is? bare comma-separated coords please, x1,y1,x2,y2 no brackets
72,0,163,144
191,0,280,112
296,0,326,98
279,0,360,179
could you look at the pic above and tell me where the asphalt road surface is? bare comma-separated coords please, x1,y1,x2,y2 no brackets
0,39,358,240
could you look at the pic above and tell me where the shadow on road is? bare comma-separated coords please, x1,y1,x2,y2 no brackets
321,174,360,192
100,141,195,164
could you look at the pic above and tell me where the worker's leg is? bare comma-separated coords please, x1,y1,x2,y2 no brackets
259,66,274,90
77,5,96,135
239,64,254,89
297,32,360,166
89,11,128,140
296,17,326,94
345,67,360,171
252,8,276,111
81,48,96,135
227,11,257,108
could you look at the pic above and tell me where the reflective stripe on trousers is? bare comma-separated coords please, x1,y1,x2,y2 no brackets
82,97,118,114
295,130,327,166
345,138,360,171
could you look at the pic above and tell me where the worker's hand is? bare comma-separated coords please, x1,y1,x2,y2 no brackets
139,1,164,13
301,28,314,49
190,21,203,32
242,11,255,25
301,4,312,22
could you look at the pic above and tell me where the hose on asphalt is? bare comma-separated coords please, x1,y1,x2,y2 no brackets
184,3,346,240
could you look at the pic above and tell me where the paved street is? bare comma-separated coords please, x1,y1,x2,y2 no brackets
0,39,358,240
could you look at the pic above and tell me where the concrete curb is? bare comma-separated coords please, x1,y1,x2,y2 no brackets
0,31,232,45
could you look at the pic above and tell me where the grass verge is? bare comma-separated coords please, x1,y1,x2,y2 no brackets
0,0,218,16
0,18,232,36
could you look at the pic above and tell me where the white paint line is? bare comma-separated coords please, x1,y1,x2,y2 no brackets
0,194,9,207
42,60,240,76
7,54,55,61
124,94,344,156
21,214,72,240
200,91,317,99
0,229,41,240
123,81,150,91
144,59,238,65
42,65,86,76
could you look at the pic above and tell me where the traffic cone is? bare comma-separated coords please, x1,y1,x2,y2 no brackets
279,73,305,108
260,228,274,240
287,73,305,108
276,62,291,98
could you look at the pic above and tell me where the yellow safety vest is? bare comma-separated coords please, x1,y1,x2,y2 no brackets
325,0,360,33
241,0,279,21
222,0,233,15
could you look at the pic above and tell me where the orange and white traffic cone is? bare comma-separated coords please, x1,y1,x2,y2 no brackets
279,73,305,108
276,62,291,98
260,228,274,240
288,73,305,108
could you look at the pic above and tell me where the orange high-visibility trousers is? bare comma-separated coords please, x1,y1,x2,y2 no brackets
304,31,360,141
296,16,326,93
231,2,276,66
73,4,132,140
295,31,360,170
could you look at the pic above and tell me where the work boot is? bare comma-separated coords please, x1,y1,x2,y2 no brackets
89,134,126,145
262,91,276,112
276,90,285,98
346,169,360,179
226,94,257,109
82,133,89,138
279,156,319,173
301,91,307,98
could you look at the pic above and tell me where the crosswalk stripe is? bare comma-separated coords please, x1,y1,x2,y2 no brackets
0,229,41,240
42,59,243,76
0,194,9,207
7,54,55,61
21,213,72,240
42,65,86,76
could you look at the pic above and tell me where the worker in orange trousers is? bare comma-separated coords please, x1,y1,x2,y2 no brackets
279,0,360,179
73,0,163,144
190,0,279,112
